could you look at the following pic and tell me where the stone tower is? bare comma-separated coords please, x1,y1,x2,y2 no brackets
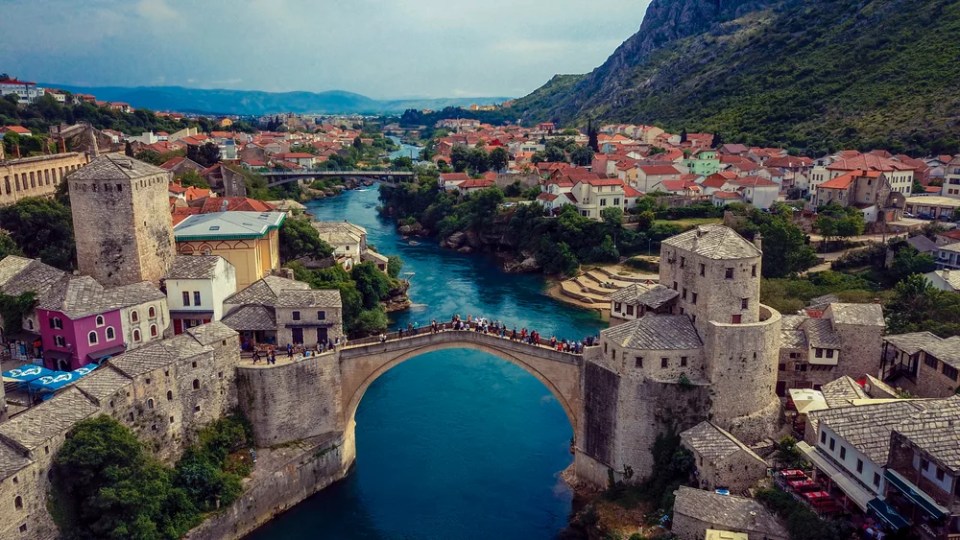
67,154,175,286
576,225,781,486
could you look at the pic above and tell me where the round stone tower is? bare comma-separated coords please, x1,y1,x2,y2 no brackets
67,154,175,286
659,225,781,441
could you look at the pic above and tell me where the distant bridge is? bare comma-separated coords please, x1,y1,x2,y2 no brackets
260,170,415,187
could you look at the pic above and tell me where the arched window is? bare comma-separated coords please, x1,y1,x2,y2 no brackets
131,311,139,323
192,379,200,390
95,315,104,327
166,390,173,401
133,329,141,342
14,496,22,510
87,331,98,345
147,398,154,409
148,306,156,319
150,324,158,337
106,327,115,340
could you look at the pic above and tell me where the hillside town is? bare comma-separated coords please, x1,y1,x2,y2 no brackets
3,77,960,540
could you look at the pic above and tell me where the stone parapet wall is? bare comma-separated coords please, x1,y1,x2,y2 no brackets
237,351,343,447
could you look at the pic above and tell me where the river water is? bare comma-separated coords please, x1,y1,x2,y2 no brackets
247,186,604,539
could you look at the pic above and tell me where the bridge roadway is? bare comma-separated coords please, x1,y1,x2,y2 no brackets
259,170,414,187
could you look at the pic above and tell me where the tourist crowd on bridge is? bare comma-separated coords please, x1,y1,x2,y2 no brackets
383,315,596,354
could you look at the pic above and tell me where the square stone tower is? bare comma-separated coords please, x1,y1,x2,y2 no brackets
67,154,175,286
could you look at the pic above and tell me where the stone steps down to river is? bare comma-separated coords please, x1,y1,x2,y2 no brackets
559,280,604,304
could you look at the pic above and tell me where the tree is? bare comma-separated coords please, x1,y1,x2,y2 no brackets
278,218,333,262
466,147,489,173
890,246,936,282
387,255,403,278
351,262,392,310
0,197,76,270
711,132,723,148
488,147,509,172
352,136,363,150
187,142,221,167
570,145,594,166
51,416,199,540
587,121,599,152
135,149,163,165
124,141,135,157
176,170,209,189
543,144,566,163
679,128,688,144
450,145,470,172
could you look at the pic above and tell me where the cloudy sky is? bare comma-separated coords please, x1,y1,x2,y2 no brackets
0,0,651,99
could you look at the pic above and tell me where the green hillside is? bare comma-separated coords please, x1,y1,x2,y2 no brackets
513,0,960,156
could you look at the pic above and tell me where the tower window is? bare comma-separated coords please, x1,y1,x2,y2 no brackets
635,357,643,368
661,357,668,368
292,311,301,321
725,268,734,279
752,264,757,277
741,298,749,309
193,379,200,390
699,264,705,276
691,292,698,304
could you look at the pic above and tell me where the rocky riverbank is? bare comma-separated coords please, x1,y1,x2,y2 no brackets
300,178,375,202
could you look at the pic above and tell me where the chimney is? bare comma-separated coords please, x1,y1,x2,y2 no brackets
753,232,763,252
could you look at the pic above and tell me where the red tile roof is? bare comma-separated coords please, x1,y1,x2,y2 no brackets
827,153,916,172
459,179,496,189
639,165,680,176
728,176,778,188
818,171,859,190
159,156,186,170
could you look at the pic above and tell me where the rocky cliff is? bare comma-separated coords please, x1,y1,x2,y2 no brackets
514,0,960,155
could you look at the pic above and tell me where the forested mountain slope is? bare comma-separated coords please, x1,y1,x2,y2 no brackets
514,0,960,155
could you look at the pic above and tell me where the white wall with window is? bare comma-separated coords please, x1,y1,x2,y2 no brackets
119,300,169,350
164,258,237,335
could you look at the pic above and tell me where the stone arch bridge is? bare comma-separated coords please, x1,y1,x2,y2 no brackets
339,330,584,429
236,329,588,474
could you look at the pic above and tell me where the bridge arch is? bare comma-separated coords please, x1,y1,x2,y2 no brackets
339,332,583,433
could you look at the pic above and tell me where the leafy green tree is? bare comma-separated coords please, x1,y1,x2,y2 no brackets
0,231,22,259
488,147,509,172
466,147,490,173
544,144,566,163
176,170,209,188
350,262,393,310
570,145,594,166
450,145,469,172
890,246,936,282
51,416,199,540
0,197,76,270
187,142,221,167
387,255,403,278
278,218,333,262
352,136,363,150
135,149,164,165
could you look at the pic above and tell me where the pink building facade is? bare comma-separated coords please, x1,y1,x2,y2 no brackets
37,308,126,371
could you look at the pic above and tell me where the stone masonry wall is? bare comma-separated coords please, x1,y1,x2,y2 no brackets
0,153,87,206
236,351,343,447
69,169,174,287
702,306,782,443
184,433,353,540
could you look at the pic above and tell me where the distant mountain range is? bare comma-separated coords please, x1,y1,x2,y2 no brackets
41,84,511,116
512,0,960,156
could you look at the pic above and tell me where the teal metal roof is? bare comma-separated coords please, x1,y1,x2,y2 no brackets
174,211,285,241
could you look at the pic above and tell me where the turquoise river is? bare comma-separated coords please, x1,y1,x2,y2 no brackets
247,184,604,539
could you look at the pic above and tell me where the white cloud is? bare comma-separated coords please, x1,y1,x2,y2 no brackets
0,0,652,98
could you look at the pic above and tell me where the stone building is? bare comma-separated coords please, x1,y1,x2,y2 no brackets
221,275,342,349
0,153,88,206
680,421,768,493
67,154,176,286
0,322,240,540
579,225,783,484
672,486,789,540
776,303,885,396
0,256,66,337
881,331,960,397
